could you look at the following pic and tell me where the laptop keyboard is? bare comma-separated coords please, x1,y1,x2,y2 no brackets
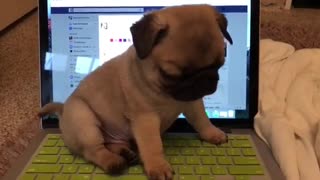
19,134,269,180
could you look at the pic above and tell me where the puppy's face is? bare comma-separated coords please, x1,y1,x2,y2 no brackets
130,5,233,101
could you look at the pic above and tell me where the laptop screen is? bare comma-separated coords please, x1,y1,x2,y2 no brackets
41,0,257,125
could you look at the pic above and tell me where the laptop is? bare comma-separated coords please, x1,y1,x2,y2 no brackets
3,0,285,180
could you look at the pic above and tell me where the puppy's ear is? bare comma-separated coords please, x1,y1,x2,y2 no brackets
130,13,168,59
216,13,233,45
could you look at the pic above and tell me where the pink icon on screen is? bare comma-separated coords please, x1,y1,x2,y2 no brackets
119,38,122,42
110,38,113,42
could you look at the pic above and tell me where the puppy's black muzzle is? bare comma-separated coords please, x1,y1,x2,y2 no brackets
168,70,219,101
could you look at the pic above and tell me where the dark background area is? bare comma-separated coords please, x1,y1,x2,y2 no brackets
293,0,320,8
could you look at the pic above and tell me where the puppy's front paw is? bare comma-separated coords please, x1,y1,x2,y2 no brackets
144,158,174,180
200,126,228,145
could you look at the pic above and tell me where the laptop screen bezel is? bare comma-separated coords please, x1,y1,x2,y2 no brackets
38,0,260,130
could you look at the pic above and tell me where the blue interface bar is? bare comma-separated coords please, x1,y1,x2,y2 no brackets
51,6,248,14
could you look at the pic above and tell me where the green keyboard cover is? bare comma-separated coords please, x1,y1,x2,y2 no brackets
18,134,270,180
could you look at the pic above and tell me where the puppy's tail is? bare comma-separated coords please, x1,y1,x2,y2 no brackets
38,102,64,117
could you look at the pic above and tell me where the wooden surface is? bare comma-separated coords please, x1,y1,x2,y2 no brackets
0,0,37,31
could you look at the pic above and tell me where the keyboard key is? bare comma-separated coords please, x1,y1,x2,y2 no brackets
187,140,201,147
186,157,200,165
48,134,61,139
228,166,264,175
172,165,179,174
56,139,66,147
242,148,256,156
202,142,216,147
26,164,62,173
19,174,36,180
54,175,70,180
38,147,60,155
211,148,225,156
128,165,144,174
173,140,187,147
195,166,210,175
179,175,199,180
170,156,185,165
92,174,115,180
60,147,72,155
201,157,216,165
211,166,227,175
181,148,194,155
32,155,59,164
71,175,91,180
79,164,95,173
163,140,174,147
95,167,105,174
119,175,148,180
165,148,180,155
75,157,89,164
227,148,241,156
217,157,232,165
62,164,78,173
43,139,58,147
201,176,215,180
36,174,53,180
217,141,231,148
232,140,252,148
235,135,249,140
235,176,250,180
196,148,210,156
59,155,75,164
179,166,193,175
233,157,259,165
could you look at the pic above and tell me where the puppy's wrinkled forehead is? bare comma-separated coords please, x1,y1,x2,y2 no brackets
160,6,225,67
130,5,233,72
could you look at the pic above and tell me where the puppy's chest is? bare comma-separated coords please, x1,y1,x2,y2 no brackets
157,103,183,131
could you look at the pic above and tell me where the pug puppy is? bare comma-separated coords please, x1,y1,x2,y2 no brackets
38,4,233,180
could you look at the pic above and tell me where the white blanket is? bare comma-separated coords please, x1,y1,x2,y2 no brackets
254,39,320,180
